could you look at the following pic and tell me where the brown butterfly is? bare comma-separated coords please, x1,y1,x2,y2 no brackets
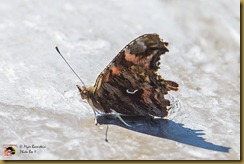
56,34,179,126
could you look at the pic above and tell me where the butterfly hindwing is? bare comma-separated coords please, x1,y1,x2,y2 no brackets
89,34,179,117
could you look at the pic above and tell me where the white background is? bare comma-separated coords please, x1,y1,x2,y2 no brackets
0,0,240,160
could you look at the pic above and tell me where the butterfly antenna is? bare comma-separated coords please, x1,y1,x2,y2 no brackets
55,46,86,87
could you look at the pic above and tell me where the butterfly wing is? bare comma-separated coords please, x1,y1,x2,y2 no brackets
90,34,179,117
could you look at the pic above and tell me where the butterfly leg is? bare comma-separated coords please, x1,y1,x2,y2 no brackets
91,107,98,125
168,94,181,111
105,125,109,142
111,109,132,127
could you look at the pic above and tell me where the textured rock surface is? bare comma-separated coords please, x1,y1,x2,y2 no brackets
0,0,240,160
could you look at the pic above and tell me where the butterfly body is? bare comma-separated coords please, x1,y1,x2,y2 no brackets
77,34,179,118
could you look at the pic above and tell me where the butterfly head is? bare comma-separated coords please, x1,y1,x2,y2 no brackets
76,85,91,100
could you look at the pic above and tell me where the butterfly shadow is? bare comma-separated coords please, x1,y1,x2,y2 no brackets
96,115,230,153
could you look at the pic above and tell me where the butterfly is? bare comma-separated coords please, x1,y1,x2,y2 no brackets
72,34,179,125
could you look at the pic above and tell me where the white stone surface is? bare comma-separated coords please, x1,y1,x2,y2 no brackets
0,0,240,160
